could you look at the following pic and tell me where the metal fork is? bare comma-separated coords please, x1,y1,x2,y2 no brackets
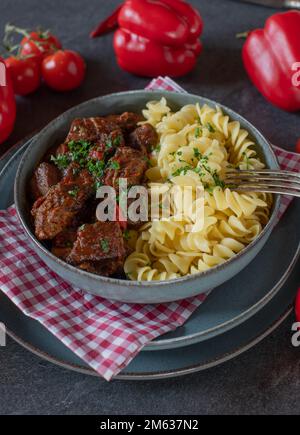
224,169,300,197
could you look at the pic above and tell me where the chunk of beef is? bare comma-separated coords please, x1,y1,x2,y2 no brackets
67,117,116,142
105,112,143,132
29,162,62,201
78,258,124,277
103,147,148,190
66,113,143,142
51,228,78,260
67,221,126,276
128,123,158,155
32,169,94,240
126,195,149,230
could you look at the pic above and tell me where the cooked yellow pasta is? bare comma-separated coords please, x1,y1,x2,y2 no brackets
124,99,272,281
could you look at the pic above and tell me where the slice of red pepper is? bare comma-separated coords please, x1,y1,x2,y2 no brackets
242,10,300,112
0,58,16,144
114,28,200,77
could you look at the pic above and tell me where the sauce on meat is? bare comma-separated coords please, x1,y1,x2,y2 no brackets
29,112,158,278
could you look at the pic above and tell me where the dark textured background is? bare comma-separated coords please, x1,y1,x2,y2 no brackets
0,0,300,415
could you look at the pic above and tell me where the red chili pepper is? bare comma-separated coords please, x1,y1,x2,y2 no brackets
0,58,16,144
91,0,203,78
242,10,300,112
90,5,122,38
296,288,300,323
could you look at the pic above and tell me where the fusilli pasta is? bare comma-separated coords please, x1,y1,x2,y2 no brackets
124,99,272,281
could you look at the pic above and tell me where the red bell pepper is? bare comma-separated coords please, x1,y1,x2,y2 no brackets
0,58,16,144
242,10,300,112
91,0,203,78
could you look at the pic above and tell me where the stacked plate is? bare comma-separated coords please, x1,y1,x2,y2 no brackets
0,137,299,380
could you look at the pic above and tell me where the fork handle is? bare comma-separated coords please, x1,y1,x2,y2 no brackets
285,0,300,8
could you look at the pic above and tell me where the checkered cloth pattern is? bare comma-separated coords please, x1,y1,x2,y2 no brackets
0,76,299,381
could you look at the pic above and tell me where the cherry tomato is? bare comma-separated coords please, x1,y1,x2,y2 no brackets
296,288,300,323
296,139,300,154
5,56,41,96
0,59,16,143
20,31,61,61
41,50,86,91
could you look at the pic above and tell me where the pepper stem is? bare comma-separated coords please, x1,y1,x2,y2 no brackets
236,31,251,39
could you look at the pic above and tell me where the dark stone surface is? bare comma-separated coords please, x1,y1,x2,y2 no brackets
0,0,299,415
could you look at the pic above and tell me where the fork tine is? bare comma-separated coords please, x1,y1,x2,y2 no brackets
226,169,300,180
224,169,300,197
230,185,300,197
225,177,300,187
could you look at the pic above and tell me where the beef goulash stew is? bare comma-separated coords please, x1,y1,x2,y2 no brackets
29,112,158,278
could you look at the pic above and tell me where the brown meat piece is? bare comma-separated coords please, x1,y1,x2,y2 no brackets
29,162,61,201
103,147,148,190
66,117,117,142
51,228,78,260
105,112,143,132
66,117,124,145
32,169,94,240
128,123,158,154
78,258,124,277
65,113,142,144
67,221,126,276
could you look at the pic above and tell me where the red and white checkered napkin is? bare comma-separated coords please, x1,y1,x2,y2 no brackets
0,77,299,381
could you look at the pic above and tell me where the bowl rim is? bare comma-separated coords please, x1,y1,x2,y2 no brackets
14,89,281,288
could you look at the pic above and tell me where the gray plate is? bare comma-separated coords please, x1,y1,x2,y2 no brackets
1,139,300,351
0,140,299,379
1,250,298,380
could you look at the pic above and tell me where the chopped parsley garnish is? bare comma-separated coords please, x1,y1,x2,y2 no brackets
105,140,113,149
205,123,215,133
105,135,122,150
212,171,225,188
195,127,201,138
171,155,225,189
100,239,110,253
143,156,152,166
113,135,122,146
94,180,103,190
108,161,120,170
242,152,251,170
123,229,130,241
177,151,182,156
66,140,91,167
193,148,202,159
68,187,79,198
87,160,105,178
50,154,70,170
172,166,191,177
79,224,86,231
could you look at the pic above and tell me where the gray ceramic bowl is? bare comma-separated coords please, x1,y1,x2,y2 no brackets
14,90,280,303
